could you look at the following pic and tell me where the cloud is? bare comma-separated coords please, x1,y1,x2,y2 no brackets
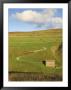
42,8,56,17
12,9,62,28
14,10,43,23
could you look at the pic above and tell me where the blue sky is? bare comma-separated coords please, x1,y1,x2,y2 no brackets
8,8,62,32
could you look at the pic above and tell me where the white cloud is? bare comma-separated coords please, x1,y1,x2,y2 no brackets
12,9,62,28
15,10,44,23
43,9,56,17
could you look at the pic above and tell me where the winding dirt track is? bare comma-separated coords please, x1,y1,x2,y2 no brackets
16,47,47,60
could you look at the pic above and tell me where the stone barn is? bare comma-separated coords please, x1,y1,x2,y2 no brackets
42,60,55,67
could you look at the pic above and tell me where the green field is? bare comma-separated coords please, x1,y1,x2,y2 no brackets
9,29,62,81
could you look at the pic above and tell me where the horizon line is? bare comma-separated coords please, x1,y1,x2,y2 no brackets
8,28,62,33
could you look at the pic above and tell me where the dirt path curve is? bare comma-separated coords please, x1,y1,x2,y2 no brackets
16,47,47,60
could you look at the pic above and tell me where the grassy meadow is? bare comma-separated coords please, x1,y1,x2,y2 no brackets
9,29,62,81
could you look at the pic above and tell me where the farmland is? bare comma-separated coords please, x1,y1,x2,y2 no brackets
9,29,62,81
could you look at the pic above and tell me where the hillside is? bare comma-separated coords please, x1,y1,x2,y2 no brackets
9,29,62,81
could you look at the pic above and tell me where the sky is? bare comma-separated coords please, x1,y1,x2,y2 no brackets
8,8,62,32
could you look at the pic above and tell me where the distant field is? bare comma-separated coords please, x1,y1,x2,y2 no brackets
9,29,62,81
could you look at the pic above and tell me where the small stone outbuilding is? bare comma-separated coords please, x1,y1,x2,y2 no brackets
42,60,55,67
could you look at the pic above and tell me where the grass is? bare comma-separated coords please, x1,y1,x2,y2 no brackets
9,29,62,81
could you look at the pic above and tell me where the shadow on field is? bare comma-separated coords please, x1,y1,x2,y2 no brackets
9,72,62,81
